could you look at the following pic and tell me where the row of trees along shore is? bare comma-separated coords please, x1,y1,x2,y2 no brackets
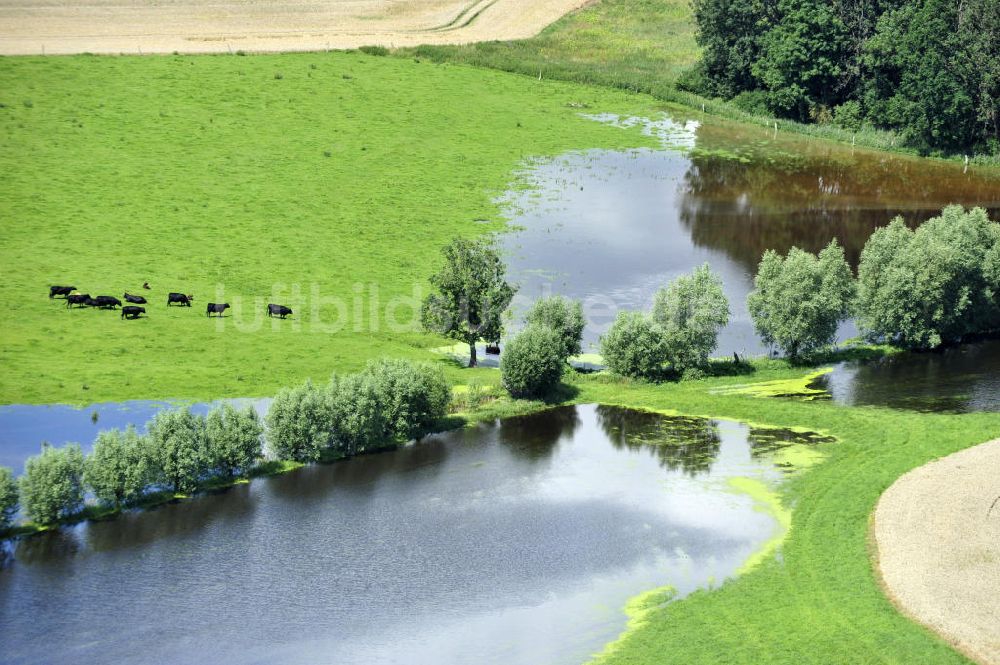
480,205,999,389
3,207,997,532
0,359,449,532
686,0,999,156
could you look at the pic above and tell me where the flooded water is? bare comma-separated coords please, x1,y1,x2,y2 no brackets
0,404,817,665
813,340,1000,413
0,397,271,473
501,115,1000,356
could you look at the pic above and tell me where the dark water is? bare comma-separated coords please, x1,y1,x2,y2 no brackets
502,114,1000,356
813,340,1000,412
0,405,813,665
0,397,271,473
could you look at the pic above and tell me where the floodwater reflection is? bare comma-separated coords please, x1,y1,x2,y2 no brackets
0,404,822,665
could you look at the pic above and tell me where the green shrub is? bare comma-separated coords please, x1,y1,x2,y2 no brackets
19,443,85,525
148,408,209,494
329,374,393,455
500,324,566,398
748,239,854,359
0,466,18,530
206,404,264,477
856,206,1000,348
652,264,730,372
729,90,770,115
360,358,450,441
600,311,669,379
266,380,332,462
833,100,863,131
84,426,153,507
525,296,585,359
359,45,389,56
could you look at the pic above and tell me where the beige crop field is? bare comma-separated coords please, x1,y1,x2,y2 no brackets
0,0,589,55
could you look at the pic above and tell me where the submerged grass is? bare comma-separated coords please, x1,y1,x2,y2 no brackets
0,52,660,404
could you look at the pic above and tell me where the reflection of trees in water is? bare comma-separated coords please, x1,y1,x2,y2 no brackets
596,405,720,476
677,150,1000,273
13,528,82,564
747,427,835,459
498,406,581,462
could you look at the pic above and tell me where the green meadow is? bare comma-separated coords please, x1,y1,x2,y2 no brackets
0,52,660,404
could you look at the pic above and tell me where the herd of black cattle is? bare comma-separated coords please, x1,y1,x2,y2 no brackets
48,285,293,320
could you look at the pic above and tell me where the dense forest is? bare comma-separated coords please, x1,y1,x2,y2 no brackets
684,0,1000,155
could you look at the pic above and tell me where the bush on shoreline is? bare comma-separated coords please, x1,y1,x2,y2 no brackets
501,324,567,398
19,443,85,526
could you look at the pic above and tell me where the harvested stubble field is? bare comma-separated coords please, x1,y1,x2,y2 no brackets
0,0,590,55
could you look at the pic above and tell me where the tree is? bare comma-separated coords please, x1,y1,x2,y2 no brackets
84,426,153,507
266,380,333,462
500,325,567,398
652,264,730,371
525,296,585,359
690,0,779,98
329,374,393,455
206,404,264,478
359,359,450,441
600,311,670,379
753,0,851,121
0,466,18,531
19,443,85,525
748,239,854,359
856,207,1000,348
148,408,209,494
421,237,517,367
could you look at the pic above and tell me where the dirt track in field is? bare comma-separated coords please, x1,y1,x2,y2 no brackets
872,438,1000,664
0,0,588,55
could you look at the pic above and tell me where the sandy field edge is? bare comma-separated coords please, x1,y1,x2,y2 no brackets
0,0,591,56
871,438,1000,665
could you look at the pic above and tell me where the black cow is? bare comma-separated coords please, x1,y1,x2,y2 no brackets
93,295,122,309
49,285,76,299
206,303,230,317
65,293,91,308
485,343,501,355
168,293,192,307
267,303,293,319
124,292,147,304
121,306,145,320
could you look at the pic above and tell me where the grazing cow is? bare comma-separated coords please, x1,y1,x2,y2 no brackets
206,303,230,317
93,295,122,309
121,306,145,320
485,343,501,355
267,303,293,319
65,293,91,308
49,285,76,299
123,292,147,304
167,292,192,307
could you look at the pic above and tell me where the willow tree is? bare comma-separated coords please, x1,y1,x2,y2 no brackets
421,237,516,367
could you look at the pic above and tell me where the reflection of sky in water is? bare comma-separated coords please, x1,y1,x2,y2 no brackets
0,405,793,665
0,397,271,472
500,114,1000,355
501,146,852,354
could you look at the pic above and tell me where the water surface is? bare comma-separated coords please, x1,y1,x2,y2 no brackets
0,405,811,665
501,115,1000,356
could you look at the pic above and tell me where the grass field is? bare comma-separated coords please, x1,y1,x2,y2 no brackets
0,52,661,405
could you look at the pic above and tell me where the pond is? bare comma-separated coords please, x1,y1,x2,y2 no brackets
501,114,1000,357
0,404,822,665
812,339,1000,413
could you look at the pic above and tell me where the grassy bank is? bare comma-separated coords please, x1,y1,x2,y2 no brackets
565,371,1000,664
0,51,660,405
393,0,997,165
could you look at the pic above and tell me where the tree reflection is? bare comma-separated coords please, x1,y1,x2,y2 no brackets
677,142,1000,273
596,405,720,476
498,406,581,461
